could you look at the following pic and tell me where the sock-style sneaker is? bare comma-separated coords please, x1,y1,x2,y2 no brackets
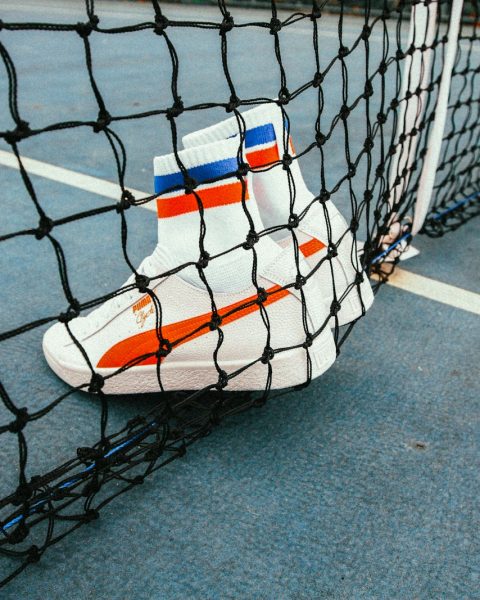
43,140,336,393
183,103,374,326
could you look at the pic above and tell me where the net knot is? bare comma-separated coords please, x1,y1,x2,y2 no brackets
197,251,210,269
166,99,184,120
8,407,29,434
156,339,172,359
319,189,330,204
243,230,259,249
136,274,150,292
269,18,282,35
12,482,32,505
89,373,105,394
288,213,299,229
219,14,234,34
261,346,275,364
338,45,349,58
312,72,323,87
27,545,41,563
209,313,222,331
58,301,80,324
35,215,53,240
363,137,374,151
303,334,313,349
339,105,350,120
327,243,338,258
216,370,229,390
4,120,31,145
282,153,293,169
310,5,322,20
364,189,373,201
355,272,364,285
84,509,99,523
93,111,111,133
237,162,249,177
278,88,290,104
154,15,169,35
257,288,268,304
348,163,356,178
377,112,387,125
350,218,359,233
330,300,342,316
117,190,134,212
364,81,373,98
361,25,371,40
294,275,306,290
76,21,93,38
226,95,240,112
378,61,387,75
315,132,326,147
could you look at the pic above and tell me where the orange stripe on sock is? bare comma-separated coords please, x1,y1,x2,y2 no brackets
157,181,248,218
97,284,290,369
299,238,326,258
247,145,280,169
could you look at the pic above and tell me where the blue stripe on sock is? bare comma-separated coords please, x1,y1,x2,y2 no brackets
245,123,276,148
228,123,277,149
155,156,239,194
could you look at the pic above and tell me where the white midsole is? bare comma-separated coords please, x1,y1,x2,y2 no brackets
43,328,337,394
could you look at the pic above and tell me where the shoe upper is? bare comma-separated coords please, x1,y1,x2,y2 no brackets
43,238,332,373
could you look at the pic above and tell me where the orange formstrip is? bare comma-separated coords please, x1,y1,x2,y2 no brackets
97,284,290,369
157,181,249,218
299,238,326,258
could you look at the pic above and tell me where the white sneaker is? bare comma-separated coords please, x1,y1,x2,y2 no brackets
43,242,336,394
183,103,374,326
43,148,336,394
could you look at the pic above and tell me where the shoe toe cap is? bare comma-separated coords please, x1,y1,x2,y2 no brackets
43,321,87,369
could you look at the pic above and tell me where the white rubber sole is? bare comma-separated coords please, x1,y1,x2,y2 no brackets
43,328,337,394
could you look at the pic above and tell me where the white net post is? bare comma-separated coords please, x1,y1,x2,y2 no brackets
412,0,465,234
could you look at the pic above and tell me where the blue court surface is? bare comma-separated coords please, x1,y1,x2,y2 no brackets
1,1,479,598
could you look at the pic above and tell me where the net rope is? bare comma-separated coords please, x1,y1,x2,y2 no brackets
0,0,477,586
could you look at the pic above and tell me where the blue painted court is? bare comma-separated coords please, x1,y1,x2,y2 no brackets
0,1,479,598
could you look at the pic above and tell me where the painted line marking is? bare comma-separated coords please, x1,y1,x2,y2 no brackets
373,268,480,316
0,149,156,212
2,149,479,315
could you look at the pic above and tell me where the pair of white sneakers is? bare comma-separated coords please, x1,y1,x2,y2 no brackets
43,104,374,394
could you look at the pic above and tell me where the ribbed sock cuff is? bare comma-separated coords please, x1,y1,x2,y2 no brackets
182,102,286,150
154,137,245,195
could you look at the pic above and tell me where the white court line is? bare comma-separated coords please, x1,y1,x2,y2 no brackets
373,268,480,316
0,149,156,213
2,149,479,314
